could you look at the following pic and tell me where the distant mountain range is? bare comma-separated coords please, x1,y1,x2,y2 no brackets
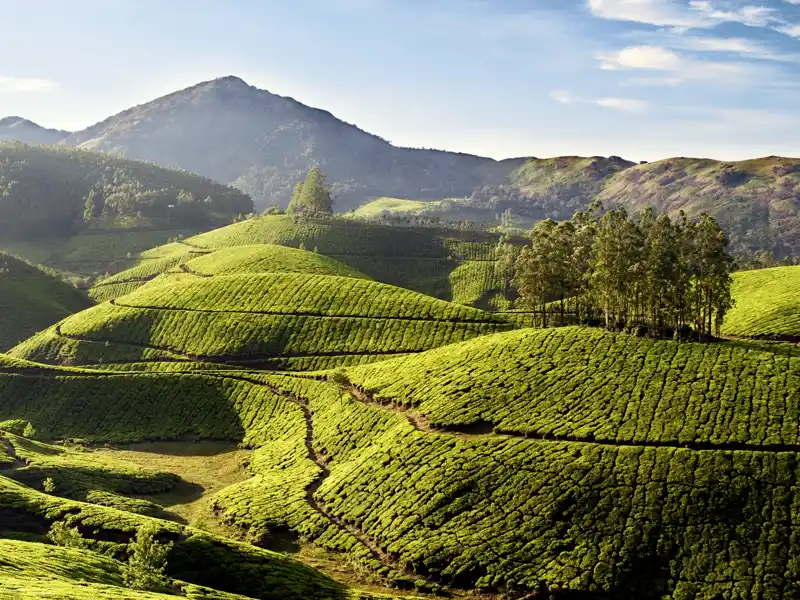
3,75,800,257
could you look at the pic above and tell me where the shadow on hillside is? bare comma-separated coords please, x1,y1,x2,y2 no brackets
721,338,800,357
116,440,241,457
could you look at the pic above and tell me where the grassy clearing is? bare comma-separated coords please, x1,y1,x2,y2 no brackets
723,265,800,338
351,198,436,217
91,442,252,529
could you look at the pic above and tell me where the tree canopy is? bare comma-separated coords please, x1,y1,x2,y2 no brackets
288,168,333,215
513,206,735,339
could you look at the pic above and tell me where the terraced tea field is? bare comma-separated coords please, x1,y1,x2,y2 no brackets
15,272,511,370
88,216,513,307
3,317,800,598
723,264,800,339
4,210,800,599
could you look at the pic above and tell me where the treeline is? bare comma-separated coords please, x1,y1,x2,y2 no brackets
510,205,735,339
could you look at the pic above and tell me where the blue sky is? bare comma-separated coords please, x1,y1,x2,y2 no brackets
2,0,800,161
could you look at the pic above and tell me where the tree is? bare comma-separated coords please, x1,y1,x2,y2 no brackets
288,168,333,215
122,524,173,591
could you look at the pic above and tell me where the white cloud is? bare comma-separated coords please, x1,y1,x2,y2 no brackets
0,76,58,93
549,90,649,113
597,45,682,70
596,97,650,112
587,0,706,27
596,45,750,83
778,24,800,37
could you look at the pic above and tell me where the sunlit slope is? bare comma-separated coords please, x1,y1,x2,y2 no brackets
16,273,511,370
0,480,398,599
0,254,92,350
90,215,510,306
90,243,371,302
346,326,800,444
4,330,800,596
723,265,800,339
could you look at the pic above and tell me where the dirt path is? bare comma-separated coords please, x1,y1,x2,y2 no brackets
344,384,800,454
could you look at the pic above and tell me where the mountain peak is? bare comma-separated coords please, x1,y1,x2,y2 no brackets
0,116,33,127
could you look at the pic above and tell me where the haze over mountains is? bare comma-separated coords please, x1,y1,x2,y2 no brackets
3,75,800,257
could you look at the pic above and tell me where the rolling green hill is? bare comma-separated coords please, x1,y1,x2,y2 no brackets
0,254,92,350
722,264,800,339
3,323,800,597
87,215,514,308
13,272,511,370
89,244,371,303
0,143,253,276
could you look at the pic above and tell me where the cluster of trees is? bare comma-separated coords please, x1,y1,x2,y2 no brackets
512,205,735,339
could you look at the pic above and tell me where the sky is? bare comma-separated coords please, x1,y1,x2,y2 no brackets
2,0,800,162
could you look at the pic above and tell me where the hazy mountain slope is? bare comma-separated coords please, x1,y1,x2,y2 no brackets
0,143,252,239
597,156,800,255
0,254,92,350
61,76,526,210
0,117,67,145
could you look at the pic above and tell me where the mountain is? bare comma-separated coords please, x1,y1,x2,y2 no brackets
55,76,526,211
0,117,67,145
597,156,800,256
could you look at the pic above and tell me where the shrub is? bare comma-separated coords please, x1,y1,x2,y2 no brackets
47,521,87,549
22,423,36,440
122,523,173,591
42,477,56,494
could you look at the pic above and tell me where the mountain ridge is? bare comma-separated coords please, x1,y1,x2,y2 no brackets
3,75,800,256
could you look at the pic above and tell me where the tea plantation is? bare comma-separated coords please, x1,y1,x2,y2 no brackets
87,215,512,307
4,208,800,599
13,272,511,370
722,265,800,339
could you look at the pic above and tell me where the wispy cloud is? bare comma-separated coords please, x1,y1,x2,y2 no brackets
0,76,58,93
688,1,781,27
587,0,707,27
778,24,800,37
589,0,790,29
596,97,650,112
550,90,650,113
549,90,584,105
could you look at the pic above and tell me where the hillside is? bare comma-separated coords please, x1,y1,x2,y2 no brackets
0,254,92,350
86,216,515,308
722,264,800,339
12,272,511,370
0,143,253,276
597,156,800,256
2,325,800,597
